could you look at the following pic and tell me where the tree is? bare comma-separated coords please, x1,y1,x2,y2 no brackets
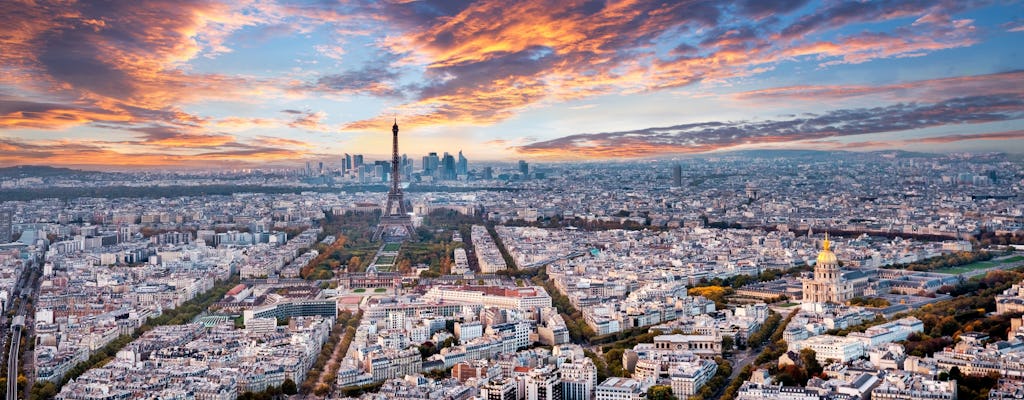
775,364,807,386
282,378,298,395
949,366,963,381
314,383,331,396
29,381,58,400
800,348,823,377
722,336,735,353
647,385,678,400
397,259,413,273
605,348,627,377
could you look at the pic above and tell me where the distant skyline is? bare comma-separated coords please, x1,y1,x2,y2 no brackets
1,0,1023,168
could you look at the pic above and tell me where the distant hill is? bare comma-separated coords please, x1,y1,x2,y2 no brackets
868,150,941,159
701,149,943,160
0,165,106,179
715,149,838,158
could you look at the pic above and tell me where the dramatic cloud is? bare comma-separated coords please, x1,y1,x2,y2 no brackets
736,0,811,18
516,93,1024,158
736,70,1024,102
0,0,1021,166
777,0,967,39
811,130,1024,150
0,95,134,129
285,110,332,132
327,0,985,129
123,125,237,148
0,0,291,133
308,66,402,97
1003,18,1024,32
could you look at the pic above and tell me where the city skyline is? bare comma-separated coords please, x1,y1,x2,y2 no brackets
1,0,1023,168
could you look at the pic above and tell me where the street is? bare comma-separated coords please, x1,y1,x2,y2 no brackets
7,325,20,400
4,262,37,400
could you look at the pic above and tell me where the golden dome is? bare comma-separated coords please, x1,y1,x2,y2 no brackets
817,250,838,265
816,234,838,265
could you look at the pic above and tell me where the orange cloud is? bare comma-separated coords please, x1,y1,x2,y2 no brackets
0,106,134,129
0,137,309,168
253,136,313,148
144,133,236,148
0,0,294,133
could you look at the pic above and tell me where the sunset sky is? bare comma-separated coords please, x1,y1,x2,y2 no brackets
1,0,1023,168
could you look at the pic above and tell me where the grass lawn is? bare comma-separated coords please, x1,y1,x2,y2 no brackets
937,255,1024,274
353,288,366,293
376,255,396,265
937,262,996,274
382,243,401,252
374,288,387,293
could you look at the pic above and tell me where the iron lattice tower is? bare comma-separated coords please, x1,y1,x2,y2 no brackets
373,120,415,241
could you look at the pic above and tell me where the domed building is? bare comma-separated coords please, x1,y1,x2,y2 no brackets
801,234,855,304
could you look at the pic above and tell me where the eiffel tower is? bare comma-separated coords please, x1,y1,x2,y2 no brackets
373,120,416,242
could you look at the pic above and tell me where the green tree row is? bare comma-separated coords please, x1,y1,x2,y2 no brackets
530,267,596,342
301,310,361,396
687,357,734,400
722,310,797,400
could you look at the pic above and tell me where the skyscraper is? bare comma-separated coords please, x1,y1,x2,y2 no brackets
442,152,456,180
0,209,11,244
457,150,468,176
374,162,387,182
342,153,351,174
483,166,494,180
424,152,440,176
672,164,682,187
518,160,529,178
354,154,364,168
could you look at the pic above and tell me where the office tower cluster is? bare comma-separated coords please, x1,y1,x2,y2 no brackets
303,147,542,184
421,150,469,181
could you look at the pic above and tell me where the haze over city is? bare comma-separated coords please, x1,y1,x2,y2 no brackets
1,0,1023,168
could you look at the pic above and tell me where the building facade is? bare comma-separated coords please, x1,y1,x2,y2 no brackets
802,235,855,304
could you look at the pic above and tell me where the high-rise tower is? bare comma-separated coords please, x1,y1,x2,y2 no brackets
0,209,11,244
373,120,416,241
